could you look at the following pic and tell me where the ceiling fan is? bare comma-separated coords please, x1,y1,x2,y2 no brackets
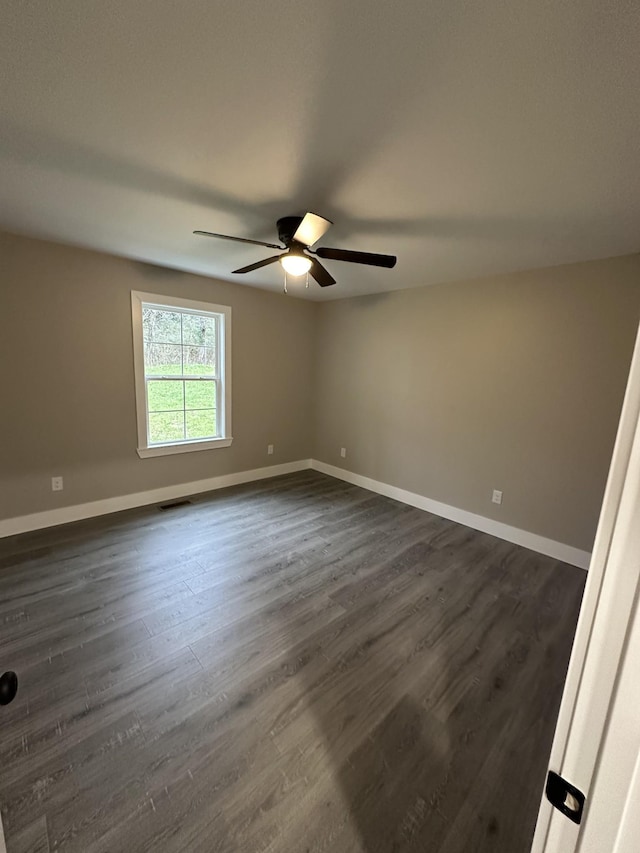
194,212,397,288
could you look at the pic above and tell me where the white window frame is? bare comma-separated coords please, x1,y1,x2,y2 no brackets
131,291,232,458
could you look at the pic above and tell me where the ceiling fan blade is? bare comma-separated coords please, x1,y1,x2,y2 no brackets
309,258,336,288
315,247,397,268
194,231,282,250
292,213,333,247
232,255,282,274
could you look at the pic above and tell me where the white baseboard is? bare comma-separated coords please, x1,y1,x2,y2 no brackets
0,460,313,538
311,460,591,570
0,458,591,569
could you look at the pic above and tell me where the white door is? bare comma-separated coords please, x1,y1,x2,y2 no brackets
532,320,640,853
577,585,640,852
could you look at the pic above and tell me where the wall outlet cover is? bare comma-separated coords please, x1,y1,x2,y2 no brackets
492,489,503,505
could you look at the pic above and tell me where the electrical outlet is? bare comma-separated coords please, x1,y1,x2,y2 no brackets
267,444,274,455
51,476,64,492
340,447,347,459
492,489,503,505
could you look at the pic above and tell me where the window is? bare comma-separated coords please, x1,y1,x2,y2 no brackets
131,291,232,458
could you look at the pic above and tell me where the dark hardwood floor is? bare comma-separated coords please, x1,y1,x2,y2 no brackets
0,471,585,852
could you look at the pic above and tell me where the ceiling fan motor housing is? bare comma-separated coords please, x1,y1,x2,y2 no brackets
277,216,304,247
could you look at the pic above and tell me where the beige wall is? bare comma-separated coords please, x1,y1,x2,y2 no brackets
313,255,640,551
0,231,316,519
2,230,639,552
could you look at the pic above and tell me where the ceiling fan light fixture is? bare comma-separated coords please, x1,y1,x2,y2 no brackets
195,211,396,288
280,252,312,277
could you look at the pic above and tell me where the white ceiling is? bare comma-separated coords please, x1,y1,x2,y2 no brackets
1,1,638,300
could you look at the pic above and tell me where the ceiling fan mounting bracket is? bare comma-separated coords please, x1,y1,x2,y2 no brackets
276,216,304,247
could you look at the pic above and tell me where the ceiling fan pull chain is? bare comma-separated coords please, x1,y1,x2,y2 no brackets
305,271,310,289
283,270,288,294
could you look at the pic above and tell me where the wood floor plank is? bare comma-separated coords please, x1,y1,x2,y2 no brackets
4,815,49,853
0,471,585,852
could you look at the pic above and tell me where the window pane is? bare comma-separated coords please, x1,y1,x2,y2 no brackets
148,411,184,444
184,380,215,410
147,380,184,412
186,409,217,440
144,343,182,376
184,345,215,376
182,313,216,347
143,308,181,344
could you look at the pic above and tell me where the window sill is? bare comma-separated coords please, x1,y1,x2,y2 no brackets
137,437,233,458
